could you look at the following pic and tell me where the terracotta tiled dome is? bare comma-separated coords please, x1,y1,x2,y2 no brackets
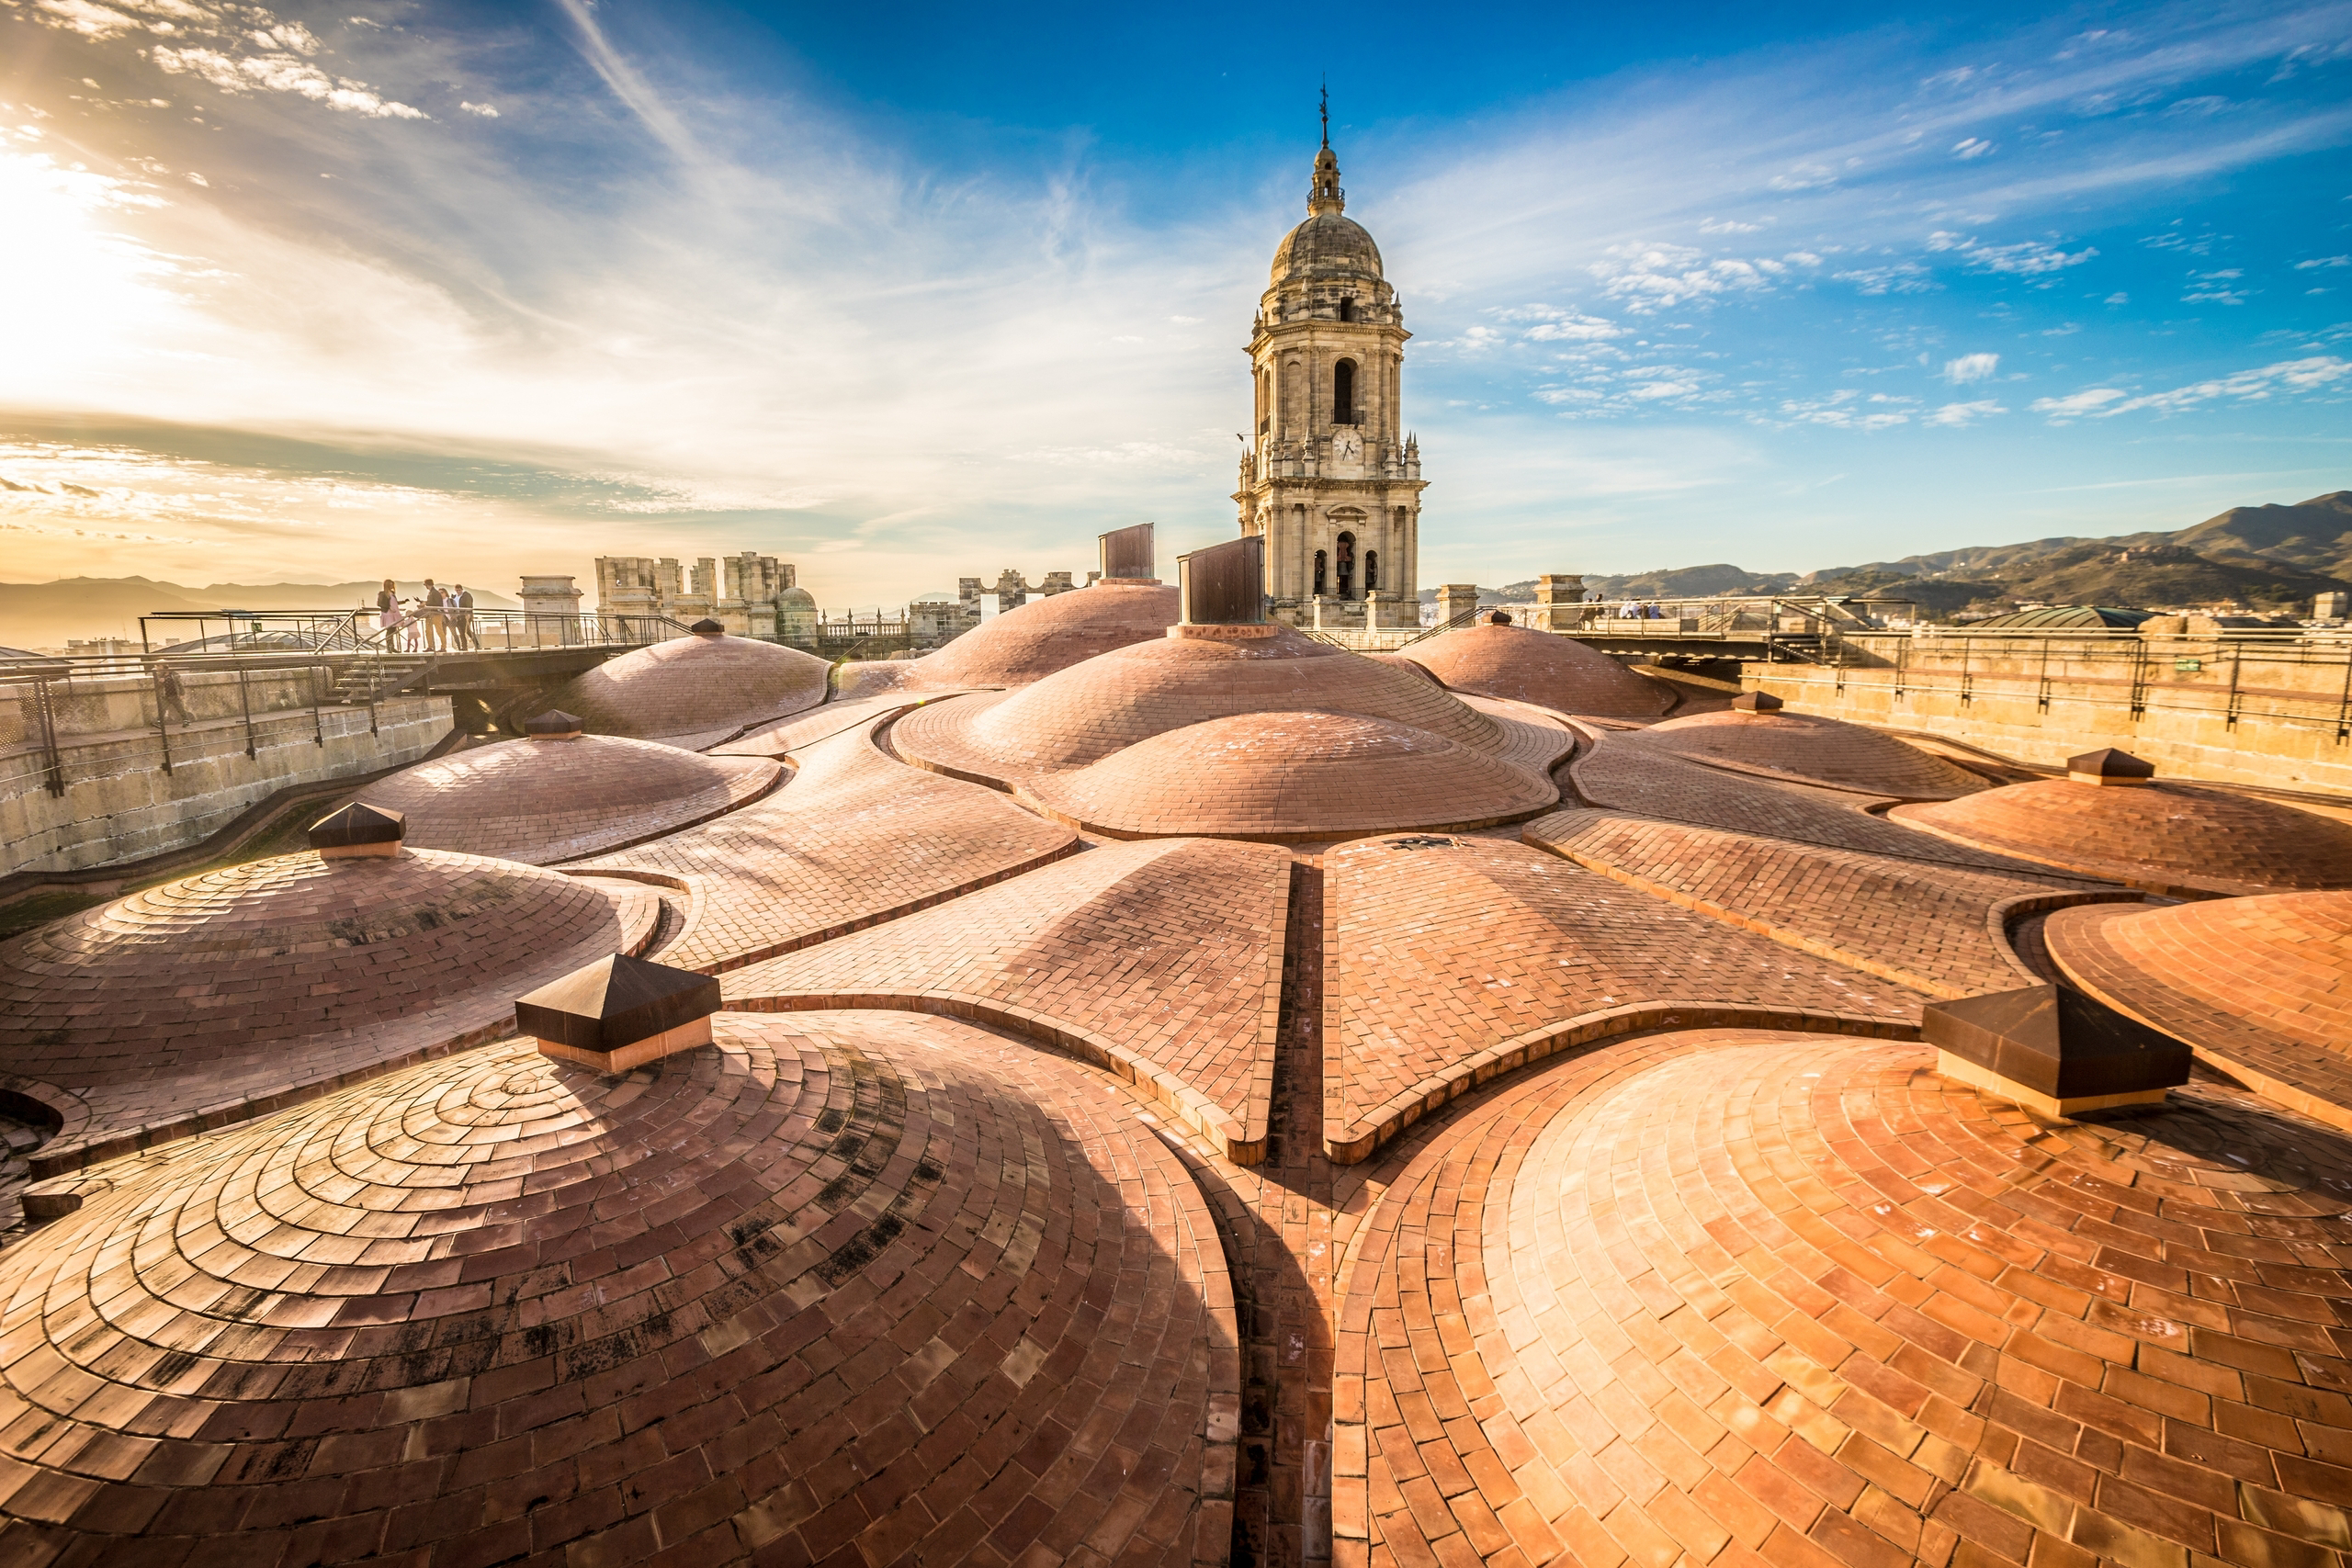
0,1012,1237,1562
1022,711,1556,842
1341,1028,2352,1568
2048,891,2352,1125
1401,621,1671,718
894,626,1503,785
368,735,780,864
893,581,1180,689
1892,777,2352,896
1629,706,1988,798
0,850,656,1173
547,632,829,742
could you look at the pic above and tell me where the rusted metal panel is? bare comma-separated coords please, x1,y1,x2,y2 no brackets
1177,536,1266,625
1099,523,1156,580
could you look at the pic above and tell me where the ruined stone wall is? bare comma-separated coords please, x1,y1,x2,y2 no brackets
0,668,449,874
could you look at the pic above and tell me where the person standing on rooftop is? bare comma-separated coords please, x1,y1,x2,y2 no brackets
422,579,447,652
376,578,401,649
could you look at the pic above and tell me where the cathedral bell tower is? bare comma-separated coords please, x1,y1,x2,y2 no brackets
1234,108,1424,629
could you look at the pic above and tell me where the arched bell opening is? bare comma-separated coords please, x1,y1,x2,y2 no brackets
1335,532,1357,600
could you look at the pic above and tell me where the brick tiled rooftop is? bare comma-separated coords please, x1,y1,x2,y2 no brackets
1335,1028,2352,1568
0,1012,1238,1565
1321,834,1923,1163
1402,622,1673,719
1523,807,2110,998
9,610,2352,1566
2047,892,2352,1129
1023,712,1559,843
575,711,1076,973
896,626,1505,783
367,735,780,864
1892,776,2352,897
722,837,1288,1161
1627,707,1992,799
548,632,831,742
874,581,1182,692
1569,729,2099,878
0,849,658,1176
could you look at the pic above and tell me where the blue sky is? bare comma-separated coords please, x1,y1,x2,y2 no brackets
0,0,2346,605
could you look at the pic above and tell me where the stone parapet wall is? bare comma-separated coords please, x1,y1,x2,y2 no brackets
1,668,449,874
1748,630,2352,794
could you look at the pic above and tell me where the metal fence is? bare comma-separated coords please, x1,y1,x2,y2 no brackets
135,608,689,655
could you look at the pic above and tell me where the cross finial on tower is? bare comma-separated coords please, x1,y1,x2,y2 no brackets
1320,78,1329,149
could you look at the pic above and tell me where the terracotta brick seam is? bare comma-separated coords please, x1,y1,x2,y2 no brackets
1674,750,1921,800
763,693,963,757
558,865,707,963
1887,807,2262,900
665,837,1082,976
16,886,663,1187
655,690,828,751
1321,1000,1920,1165
0,1073,81,1153
1522,823,2139,999
2051,937,2352,1138
1983,887,2147,990
728,992,1272,1165
527,754,789,866
26,1014,514,1188
1106,1086,1254,1568
1012,781,1560,847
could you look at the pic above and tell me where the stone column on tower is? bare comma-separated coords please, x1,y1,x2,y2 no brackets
1232,126,1427,631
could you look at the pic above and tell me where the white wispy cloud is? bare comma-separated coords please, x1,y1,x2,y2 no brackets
1943,352,2000,383
1586,243,1808,312
1926,230,2098,275
13,0,425,118
2032,356,2351,421
1833,261,1935,295
149,45,424,117
4,0,2347,592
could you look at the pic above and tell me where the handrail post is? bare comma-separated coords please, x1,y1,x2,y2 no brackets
33,677,64,796
152,661,175,775
236,660,257,759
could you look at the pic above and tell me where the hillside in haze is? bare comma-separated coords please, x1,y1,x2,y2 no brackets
0,578,521,650
1455,491,2352,616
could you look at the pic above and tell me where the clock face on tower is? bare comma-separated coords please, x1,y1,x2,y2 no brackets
1333,429,1363,465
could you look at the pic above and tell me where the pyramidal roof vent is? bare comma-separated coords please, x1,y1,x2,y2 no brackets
689,618,726,637
515,952,722,1074
2067,747,2155,786
524,708,583,740
1924,981,2190,1117
1729,692,1784,713
307,801,405,859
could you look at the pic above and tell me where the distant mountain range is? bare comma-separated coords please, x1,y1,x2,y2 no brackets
1441,491,2352,617
0,577,522,650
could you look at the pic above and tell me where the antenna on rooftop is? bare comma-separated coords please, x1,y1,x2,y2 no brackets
1320,77,1329,149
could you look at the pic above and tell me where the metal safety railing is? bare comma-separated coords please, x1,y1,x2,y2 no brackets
133,608,693,657
1789,626,2352,740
